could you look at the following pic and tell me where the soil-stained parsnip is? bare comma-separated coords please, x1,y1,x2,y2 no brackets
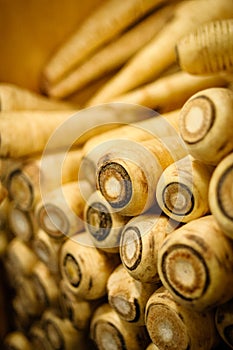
209,152,233,239
31,261,59,310
29,323,53,350
90,303,150,350
7,148,83,211
120,214,177,284
0,83,73,111
33,229,63,274
156,155,214,223
47,4,176,99
107,264,156,325
88,0,233,105
109,71,231,112
158,215,233,311
41,309,86,350
36,180,92,239
60,232,119,300
176,19,233,75
59,279,99,331
179,87,233,165
84,190,130,253
8,204,35,242
215,299,233,349
145,286,219,350
96,127,186,216
4,331,32,350
42,0,171,86
4,238,38,280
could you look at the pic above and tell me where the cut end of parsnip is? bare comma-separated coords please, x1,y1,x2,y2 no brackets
179,96,214,144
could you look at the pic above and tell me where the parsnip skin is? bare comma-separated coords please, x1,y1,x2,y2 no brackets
107,264,156,325
120,214,177,284
42,0,172,86
158,216,233,311
88,0,233,105
90,303,150,350
179,87,233,165
46,4,176,99
0,83,73,110
108,71,231,112
84,190,129,253
209,152,233,239
145,287,219,350
41,309,86,350
176,19,233,75
156,155,213,223
60,232,120,300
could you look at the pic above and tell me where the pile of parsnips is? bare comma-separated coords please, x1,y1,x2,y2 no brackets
1,0,233,349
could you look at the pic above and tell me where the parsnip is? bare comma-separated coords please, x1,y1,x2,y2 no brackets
157,215,233,311
145,286,219,350
47,4,176,98
109,71,231,112
42,0,172,86
176,19,233,75
0,83,73,110
88,0,233,105
209,152,233,239
156,155,214,223
179,87,233,165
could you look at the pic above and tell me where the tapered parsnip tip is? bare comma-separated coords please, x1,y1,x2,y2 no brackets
39,72,50,96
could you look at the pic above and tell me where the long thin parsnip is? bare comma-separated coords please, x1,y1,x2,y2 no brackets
109,71,231,112
88,0,233,105
41,0,172,87
47,4,176,99
176,19,233,75
0,83,73,110
0,103,151,158
0,110,77,158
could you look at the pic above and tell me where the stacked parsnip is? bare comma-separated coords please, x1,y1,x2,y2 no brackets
1,0,233,349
